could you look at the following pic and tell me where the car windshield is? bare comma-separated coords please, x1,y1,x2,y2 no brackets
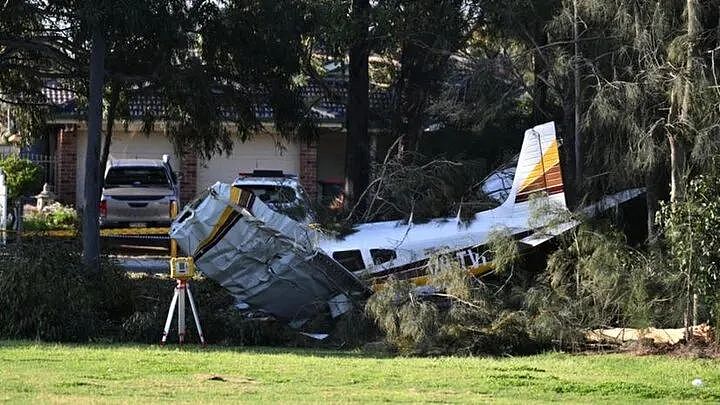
244,185,296,204
105,167,170,188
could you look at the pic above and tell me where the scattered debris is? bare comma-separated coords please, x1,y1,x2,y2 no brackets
299,332,330,340
586,324,715,345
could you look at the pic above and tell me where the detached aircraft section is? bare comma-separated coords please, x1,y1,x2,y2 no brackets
170,122,644,326
171,183,371,324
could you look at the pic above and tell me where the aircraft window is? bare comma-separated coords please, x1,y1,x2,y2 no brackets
244,185,296,204
481,167,515,204
370,249,396,265
480,155,518,205
332,250,365,271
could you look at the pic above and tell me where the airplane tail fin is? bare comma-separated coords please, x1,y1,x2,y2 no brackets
503,122,567,208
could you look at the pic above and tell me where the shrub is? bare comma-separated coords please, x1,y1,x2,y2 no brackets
658,174,720,337
524,223,680,349
122,274,294,345
0,237,363,346
0,155,42,201
0,238,134,342
366,241,539,356
24,203,78,231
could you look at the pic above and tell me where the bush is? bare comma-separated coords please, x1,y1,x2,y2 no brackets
366,243,539,356
524,222,681,349
658,174,720,336
121,274,295,346
24,203,78,231
0,237,365,346
0,155,42,201
0,238,134,342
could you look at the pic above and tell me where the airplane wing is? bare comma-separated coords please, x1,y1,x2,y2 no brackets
518,188,646,247
581,188,646,217
518,220,580,247
170,182,371,325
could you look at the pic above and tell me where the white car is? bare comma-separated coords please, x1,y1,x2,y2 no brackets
100,156,179,228
232,170,314,223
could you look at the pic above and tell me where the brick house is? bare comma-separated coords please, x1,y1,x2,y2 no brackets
42,81,390,208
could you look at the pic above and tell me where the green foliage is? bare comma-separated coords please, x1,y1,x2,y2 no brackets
525,223,680,348
0,238,134,342
24,203,78,231
487,227,519,274
162,0,316,156
366,278,441,353
658,172,720,330
0,155,41,201
0,237,304,345
366,237,537,355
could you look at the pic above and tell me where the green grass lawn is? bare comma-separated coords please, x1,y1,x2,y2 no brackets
0,341,718,403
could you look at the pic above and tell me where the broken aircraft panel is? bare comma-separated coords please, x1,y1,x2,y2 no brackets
170,183,371,324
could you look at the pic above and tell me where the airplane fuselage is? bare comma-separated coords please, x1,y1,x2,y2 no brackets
317,196,550,281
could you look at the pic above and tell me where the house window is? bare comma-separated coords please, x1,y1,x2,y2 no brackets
370,249,396,265
332,250,365,271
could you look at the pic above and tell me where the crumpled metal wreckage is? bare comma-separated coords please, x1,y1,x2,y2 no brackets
170,182,371,326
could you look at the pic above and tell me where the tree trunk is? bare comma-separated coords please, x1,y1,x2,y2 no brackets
403,75,428,154
561,92,577,208
532,32,549,122
672,0,698,205
679,0,700,340
668,134,687,203
391,42,410,159
573,0,583,196
369,132,378,180
344,0,371,210
644,166,661,240
393,40,450,156
99,81,120,192
681,0,699,127
82,28,105,271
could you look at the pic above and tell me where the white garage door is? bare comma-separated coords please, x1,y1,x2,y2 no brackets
196,135,300,190
108,131,182,168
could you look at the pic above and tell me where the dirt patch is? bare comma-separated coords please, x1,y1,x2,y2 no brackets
620,339,720,358
667,343,720,359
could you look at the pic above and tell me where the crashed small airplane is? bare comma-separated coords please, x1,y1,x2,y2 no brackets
318,121,571,285
170,121,643,325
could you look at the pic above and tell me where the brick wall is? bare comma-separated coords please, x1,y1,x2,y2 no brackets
179,152,198,205
55,126,77,205
299,138,318,201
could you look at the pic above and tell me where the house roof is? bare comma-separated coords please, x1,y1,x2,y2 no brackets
42,79,392,126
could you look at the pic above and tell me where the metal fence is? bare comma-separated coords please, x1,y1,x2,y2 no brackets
0,145,18,156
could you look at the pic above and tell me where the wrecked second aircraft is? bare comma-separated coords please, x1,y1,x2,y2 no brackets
169,121,643,326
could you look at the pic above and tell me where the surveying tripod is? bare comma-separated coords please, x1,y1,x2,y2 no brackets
161,278,206,345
